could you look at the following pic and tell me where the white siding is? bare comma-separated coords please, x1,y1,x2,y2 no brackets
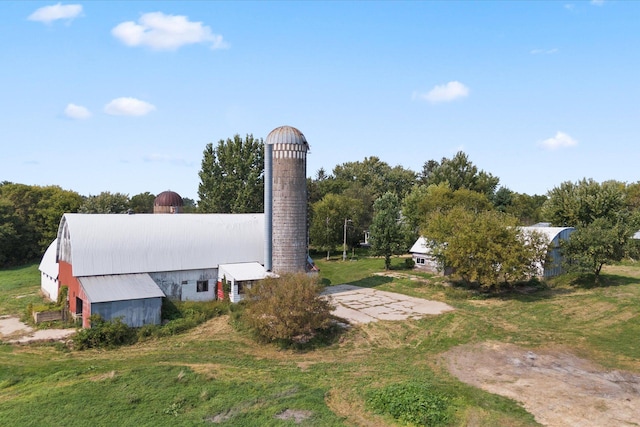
39,239,59,301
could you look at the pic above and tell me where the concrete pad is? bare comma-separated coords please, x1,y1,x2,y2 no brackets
322,285,454,324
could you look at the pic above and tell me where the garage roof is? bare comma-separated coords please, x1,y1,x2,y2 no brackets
79,273,165,303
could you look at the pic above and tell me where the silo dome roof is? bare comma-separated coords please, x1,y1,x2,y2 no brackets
154,191,183,207
266,125,308,146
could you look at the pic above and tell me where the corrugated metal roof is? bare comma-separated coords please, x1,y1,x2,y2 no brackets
39,239,58,278
266,125,308,147
79,274,165,303
219,262,270,282
58,213,265,277
520,226,574,245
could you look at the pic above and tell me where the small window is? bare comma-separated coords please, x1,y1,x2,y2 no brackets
197,280,208,292
238,281,255,295
181,280,188,285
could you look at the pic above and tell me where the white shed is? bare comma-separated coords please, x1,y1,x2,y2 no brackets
218,262,271,303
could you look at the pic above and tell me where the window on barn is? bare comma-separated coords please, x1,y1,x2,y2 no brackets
181,280,188,285
197,280,208,292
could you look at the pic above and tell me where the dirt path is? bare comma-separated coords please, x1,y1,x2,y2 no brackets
0,315,75,344
445,341,640,427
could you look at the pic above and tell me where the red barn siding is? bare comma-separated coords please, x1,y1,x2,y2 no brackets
59,261,91,327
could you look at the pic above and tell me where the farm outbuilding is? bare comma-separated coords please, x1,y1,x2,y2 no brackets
218,262,272,303
40,125,312,328
409,224,575,279
520,225,575,278
56,213,265,328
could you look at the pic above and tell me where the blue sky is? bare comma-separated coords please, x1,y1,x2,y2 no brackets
1,1,638,200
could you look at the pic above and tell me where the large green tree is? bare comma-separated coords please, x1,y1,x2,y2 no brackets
564,215,637,282
0,183,82,266
423,207,547,288
129,192,156,213
310,194,364,259
542,179,626,227
542,179,638,281
79,192,130,214
370,192,406,270
198,134,264,213
420,151,499,197
402,183,493,245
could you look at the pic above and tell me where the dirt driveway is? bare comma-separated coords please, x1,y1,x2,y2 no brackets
445,341,640,427
0,315,75,344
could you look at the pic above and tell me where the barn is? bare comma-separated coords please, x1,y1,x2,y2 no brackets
409,224,575,278
56,213,265,328
41,125,312,328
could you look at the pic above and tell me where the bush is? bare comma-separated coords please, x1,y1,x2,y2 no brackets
367,381,452,426
72,315,137,350
241,273,335,345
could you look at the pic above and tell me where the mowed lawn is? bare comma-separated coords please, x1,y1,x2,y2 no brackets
1,257,639,426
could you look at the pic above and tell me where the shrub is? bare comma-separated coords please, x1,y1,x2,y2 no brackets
72,315,137,350
367,381,452,427
241,273,335,345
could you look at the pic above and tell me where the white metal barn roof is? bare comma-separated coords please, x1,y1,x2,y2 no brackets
79,274,165,303
57,213,265,277
39,238,58,278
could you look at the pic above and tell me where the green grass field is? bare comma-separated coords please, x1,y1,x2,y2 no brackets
1,256,639,426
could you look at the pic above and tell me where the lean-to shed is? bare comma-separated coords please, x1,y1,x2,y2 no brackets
218,262,271,303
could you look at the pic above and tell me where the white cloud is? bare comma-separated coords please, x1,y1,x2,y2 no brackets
530,48,559,55
64,103,91,120
111,12,228,51
104,97,156,116
28,3,82,24
591,0,605,6
414,81,470,104
539,131,578,150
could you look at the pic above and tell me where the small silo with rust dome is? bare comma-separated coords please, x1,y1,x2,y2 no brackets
153,190,184,214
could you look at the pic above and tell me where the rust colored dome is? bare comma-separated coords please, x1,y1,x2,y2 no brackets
154,191,183,207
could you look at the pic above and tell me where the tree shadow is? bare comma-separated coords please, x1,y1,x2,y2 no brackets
570,273,640,289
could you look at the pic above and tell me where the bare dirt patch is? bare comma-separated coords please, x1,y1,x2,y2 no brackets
274,409,313,423
445,341,640,427
0,315,75,344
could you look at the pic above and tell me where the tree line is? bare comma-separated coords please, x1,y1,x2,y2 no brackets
0,183,195,267
198,135,640,285
5,133,640,286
